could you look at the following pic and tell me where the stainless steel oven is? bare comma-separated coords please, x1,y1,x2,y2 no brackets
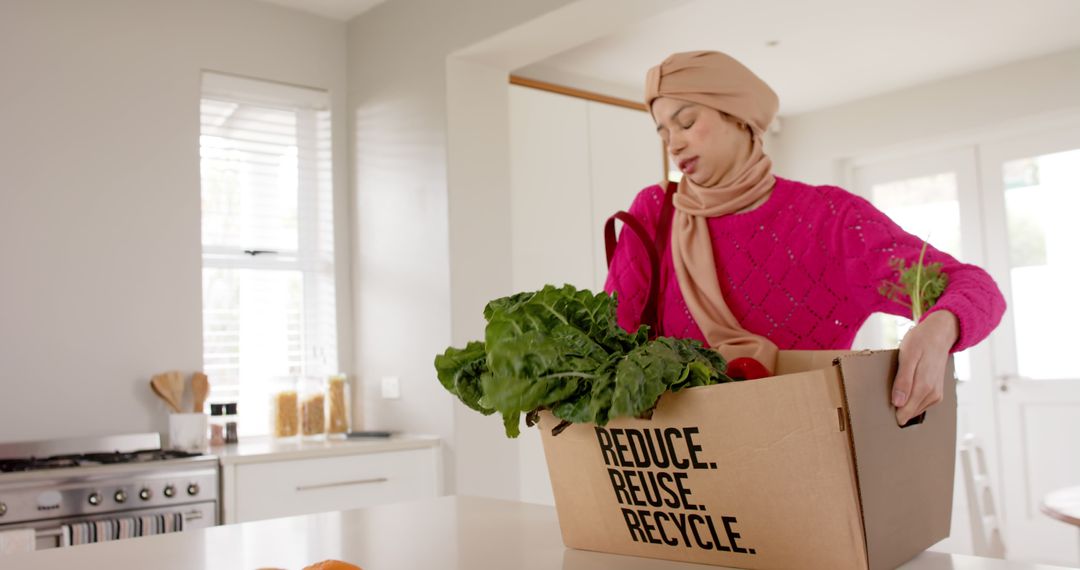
0,433,218,552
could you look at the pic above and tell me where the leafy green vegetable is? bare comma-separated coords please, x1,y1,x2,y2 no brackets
878,240,949,321
609,337,726,422
433,341,493,415
434,284,733,438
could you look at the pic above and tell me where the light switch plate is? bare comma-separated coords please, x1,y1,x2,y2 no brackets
381,376,401,399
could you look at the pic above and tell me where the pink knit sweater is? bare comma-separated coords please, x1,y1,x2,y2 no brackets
604,177,1005,353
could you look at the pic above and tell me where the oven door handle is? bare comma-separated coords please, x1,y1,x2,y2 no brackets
35,526,64,538
32,509,203,534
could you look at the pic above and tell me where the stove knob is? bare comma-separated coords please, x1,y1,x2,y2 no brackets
163,485,175,498
88,492,101,506
187,483,199,496
139,488,152,501
0,502,6,517
114,490,127,504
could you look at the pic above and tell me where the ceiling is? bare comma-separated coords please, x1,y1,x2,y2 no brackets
517,0,1080,115
253,0,1080,116
254,0,387,21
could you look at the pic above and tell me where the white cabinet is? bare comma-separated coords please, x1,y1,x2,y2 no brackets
218,436,441,523
585,101,669,289
509,85,595,292
508,84,665,293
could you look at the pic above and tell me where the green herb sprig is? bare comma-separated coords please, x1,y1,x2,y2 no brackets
878,240,949,321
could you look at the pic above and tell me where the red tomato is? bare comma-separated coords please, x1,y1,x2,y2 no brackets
727,357,770,380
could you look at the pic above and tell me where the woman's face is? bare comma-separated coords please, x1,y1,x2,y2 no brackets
652,97,750,186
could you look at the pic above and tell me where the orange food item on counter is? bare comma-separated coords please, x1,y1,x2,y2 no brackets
302,561,362,570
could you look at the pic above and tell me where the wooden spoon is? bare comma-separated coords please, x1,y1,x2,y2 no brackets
150,373,182,413
166,371,184,412
191,372,210,414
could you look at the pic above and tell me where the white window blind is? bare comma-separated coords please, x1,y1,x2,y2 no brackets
199,71,337,435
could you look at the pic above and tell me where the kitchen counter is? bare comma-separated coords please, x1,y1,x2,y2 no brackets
212,433,439,465
1,496,1072,570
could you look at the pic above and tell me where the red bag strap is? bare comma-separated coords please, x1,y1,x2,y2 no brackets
655,180,676,260
604,181,677,337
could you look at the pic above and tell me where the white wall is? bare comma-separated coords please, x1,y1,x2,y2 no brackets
0,0,350,442
770,47,1080,185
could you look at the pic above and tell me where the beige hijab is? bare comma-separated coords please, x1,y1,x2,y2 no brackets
645,51,779,372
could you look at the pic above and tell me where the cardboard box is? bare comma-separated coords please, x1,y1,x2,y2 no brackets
539,349,956,570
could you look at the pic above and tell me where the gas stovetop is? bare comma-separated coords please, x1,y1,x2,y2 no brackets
0,449,202,473
0,433,219,527
0,449,204,472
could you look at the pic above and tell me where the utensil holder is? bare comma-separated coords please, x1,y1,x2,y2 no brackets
168,413,209,452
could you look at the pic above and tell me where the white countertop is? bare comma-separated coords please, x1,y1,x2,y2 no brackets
2,496,1072,570
211,433,440,465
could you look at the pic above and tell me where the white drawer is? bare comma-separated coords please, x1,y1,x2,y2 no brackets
233,448,439,522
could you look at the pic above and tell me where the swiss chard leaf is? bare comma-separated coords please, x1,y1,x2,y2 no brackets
435,284,735,438
609,337,732,421
434,341,494,415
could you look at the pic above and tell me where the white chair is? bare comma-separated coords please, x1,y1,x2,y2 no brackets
959,433,1006,558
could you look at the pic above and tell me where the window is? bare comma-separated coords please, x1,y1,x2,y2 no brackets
199,71,337,435
999,149,1080,380
851,148,979,383
866,172,970,381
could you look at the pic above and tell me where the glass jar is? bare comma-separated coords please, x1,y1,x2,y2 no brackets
223,402,239,444
209,403,226,446
299,376,326,439
326,374,350,437
270,377,300,438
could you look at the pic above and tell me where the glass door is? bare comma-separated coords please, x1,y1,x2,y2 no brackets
979,124,1080,565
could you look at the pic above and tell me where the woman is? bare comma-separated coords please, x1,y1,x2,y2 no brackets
605,51,1006,426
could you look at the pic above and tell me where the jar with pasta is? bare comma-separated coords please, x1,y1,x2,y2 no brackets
300,376,326,439
270,377,299,438
326,374,350,437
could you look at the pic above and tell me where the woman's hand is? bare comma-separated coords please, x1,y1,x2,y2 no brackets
893,310,959,426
